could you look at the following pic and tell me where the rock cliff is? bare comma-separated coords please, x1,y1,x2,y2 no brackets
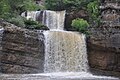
0,20,45,73
88,26,120,72
88,0,120,73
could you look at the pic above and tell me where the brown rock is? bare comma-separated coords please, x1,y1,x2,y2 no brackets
0,63,40,74
1,53,44,69
88,50,116,70
88,26,120,72
0,22,45,73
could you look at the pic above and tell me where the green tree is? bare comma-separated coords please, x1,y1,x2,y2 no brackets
0,0,42,22
0,0,46,29
0,0,41,18
71,18,89,33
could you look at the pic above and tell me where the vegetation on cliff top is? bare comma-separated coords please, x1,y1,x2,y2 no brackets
0,0,46,30
0,0,40,17
0,0,99,32
87,0,100,27
45,0,100,33
45,0,98,11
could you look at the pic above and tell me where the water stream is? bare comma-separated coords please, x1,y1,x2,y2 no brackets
22,10,89,73
44,31,89,73
41,11,88,73
0,28,4,51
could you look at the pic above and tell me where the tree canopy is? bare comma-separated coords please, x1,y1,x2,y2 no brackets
45,0,98,11
0,0,46,29
0,0,40,19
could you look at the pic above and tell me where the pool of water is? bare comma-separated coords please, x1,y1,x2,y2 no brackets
0,72,119,80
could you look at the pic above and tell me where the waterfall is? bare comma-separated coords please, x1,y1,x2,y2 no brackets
21,10,65,30
0,28,4,47
44,31,89,72
42,11,89,73
42,10,65,30
0,28,4,72
0,11,119,80
21,10,89,73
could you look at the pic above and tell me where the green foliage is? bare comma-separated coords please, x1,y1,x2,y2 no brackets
7,16,26,27
6,16,47,30
0,0,10,18
24,19,47,29
0,0,47,30
71,18,89,33
45,0,64,11
87,0,100,27
7,0,41,14
45,0,100,30
24,19,38,25
45,0,96,11
0,0,42,19
23,0,41,11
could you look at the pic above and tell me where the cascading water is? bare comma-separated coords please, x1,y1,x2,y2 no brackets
44,31,89,73
0,28,4,51
42,10,65,30
22,10,89,73
21,10,65,30
42,10,89,73
19,10,119,80
0,28,4,72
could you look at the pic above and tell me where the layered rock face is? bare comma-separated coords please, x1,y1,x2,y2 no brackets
88,27,120,72
88,0,120,72
0,21,45,73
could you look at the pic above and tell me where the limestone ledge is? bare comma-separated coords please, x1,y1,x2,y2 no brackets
0,20,45,73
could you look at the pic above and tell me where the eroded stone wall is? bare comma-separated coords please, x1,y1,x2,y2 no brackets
0,22,45,74
88,26,120,72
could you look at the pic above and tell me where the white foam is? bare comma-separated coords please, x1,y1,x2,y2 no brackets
31,72,119,79
0,28,4,31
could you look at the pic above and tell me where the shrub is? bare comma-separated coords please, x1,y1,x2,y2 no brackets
71,18,89,33
24,19,47,30
24,19,38,25
7,16,25,27
5,15,47,30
